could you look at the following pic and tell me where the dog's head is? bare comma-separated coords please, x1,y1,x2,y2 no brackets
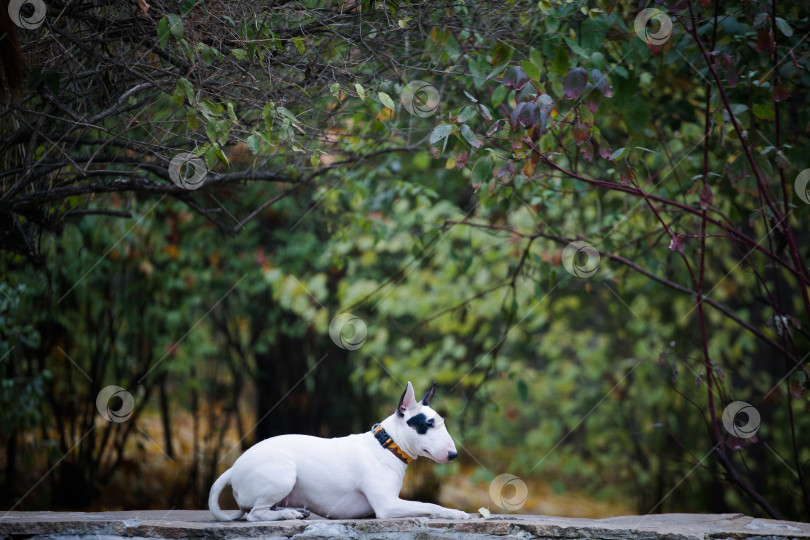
395,381,458,463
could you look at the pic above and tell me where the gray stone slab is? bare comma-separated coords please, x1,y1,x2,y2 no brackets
0,511,808,540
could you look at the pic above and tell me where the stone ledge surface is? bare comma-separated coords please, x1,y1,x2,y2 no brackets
0,511,808,540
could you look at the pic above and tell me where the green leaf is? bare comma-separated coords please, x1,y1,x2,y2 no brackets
752,103,775,120
753,13,768,29
774,17,792,37
205,118,231,146
203,144,217,170
277,106,297,123
724,103,748,123
551,46,569,77
196,43,215,65
491,42,512,66
262,102,276,131
246,134,261,154
430,123,452,145
563,37,589,59
355,83,366,101
176,77,194,104
521,59,541,81
517,379,528,403
199,98,223,119
166,13,184,40
580,17,607,51
212,143,230,167
310,153,321,167
180,0,198,15
491,85,507,108
378,91,395,110
625,100,650,134
186,108,199,130
292,36,306,54
226,102,237,123
775,150,790,168
329,83,340,97
461,124,483,148
485,63,509,82
529,48,543,71
471,156,493,184
457,106,475,123
231,48,248,61
157,17,170,48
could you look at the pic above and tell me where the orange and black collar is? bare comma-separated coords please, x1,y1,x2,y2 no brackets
372,423,414,464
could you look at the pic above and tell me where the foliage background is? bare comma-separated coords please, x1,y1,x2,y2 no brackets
1,0,808,521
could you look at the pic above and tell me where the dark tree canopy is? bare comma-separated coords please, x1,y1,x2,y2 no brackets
1,0,809,522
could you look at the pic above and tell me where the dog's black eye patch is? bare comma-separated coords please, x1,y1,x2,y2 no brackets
406,413,434,435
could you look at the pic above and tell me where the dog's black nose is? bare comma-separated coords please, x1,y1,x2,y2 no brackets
447,451,458,461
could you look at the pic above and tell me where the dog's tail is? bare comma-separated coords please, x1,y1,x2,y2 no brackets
208,468,246,521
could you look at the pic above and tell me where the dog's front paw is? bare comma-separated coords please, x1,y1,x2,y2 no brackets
278,509,307,520
441,509,471,520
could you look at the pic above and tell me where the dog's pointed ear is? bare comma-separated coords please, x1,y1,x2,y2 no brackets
420,381,437,406
398,381,417,415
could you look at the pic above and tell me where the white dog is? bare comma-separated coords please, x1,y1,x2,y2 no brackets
209,381,471,521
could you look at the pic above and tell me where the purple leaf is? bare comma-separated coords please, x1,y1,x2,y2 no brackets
668,235,685,253
518,103,543,128
516,84,537,103
580,141,594,162
496,162,516,180
584,87,601,112
756,28,773,52
535,93,554,113
572,120,588,143
700,183,713,209
716,54,739,88
790,379,803,399
455,151,468,170
773,85,790,102
619,163,635,185
562,67,588,100
510,102,526,130
503,66,530,91
591,69,613,97
725,64,739,87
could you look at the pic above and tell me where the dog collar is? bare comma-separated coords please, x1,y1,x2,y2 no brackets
371,424,414,464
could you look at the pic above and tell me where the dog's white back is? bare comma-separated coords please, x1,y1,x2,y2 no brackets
209,381,470,521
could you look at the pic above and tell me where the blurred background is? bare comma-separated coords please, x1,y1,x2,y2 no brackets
1,0,808,522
